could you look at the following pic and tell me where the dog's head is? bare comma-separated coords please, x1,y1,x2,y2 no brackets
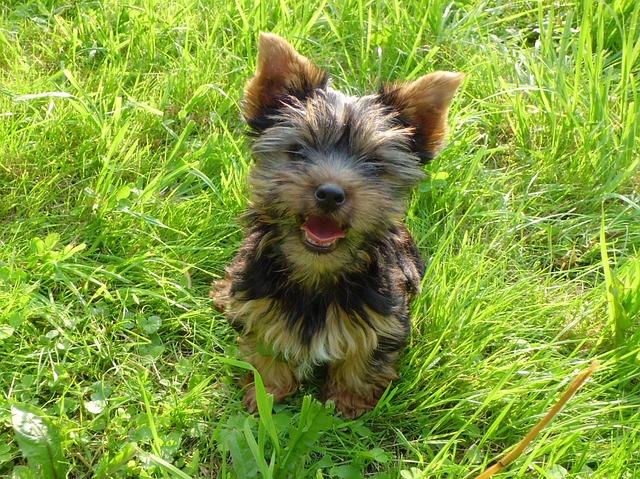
242,33,462,281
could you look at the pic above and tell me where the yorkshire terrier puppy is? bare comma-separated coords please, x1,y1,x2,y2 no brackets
211,33,462,418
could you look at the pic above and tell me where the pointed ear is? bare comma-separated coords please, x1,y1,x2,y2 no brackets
379,71,464,162
243,33,329,131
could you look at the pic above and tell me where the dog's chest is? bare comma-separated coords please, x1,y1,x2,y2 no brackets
295,306,379,377
238,297,387,377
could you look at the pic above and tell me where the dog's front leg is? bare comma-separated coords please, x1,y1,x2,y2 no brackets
239,336,299,413
324,350,399,419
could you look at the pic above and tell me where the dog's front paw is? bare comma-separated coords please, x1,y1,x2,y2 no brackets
326,389,377,419
243,385,258,413
241,380,298,414
209,278,231,313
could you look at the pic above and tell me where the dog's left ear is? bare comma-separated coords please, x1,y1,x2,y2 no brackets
243,33,329,131
379,71,464,163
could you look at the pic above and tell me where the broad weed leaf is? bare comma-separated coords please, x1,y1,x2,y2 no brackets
11,465,38,479
11,404,67,479
278,396,333,477
329,464,364,479
93,442,137,478
217,413,259,479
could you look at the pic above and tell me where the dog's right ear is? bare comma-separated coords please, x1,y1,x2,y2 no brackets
243,33,328,131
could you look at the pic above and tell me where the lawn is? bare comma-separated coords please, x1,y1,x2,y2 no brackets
1,0,639,477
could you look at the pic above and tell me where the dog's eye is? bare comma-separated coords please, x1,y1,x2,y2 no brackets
287,146,306,161
362,157,386,175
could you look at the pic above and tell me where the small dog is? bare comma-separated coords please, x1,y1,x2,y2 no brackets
211,33,462,418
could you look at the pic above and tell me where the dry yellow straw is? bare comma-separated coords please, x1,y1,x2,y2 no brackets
474,360,600,479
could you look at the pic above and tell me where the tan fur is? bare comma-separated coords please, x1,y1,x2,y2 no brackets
223,289,404,417
209,276,232,313
383,71,464,156
231,297,394,374
213,34,462,418
240,335,298,412
249,154,407,287
323,305,403,417
324,348,400,419
243,33,327,122
216,286,406,415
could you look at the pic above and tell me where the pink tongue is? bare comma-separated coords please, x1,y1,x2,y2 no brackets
303,216,345,243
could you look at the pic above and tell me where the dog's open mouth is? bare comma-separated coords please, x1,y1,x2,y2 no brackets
301,215,346,253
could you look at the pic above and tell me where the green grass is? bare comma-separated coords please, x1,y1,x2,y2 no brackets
1,0,639,477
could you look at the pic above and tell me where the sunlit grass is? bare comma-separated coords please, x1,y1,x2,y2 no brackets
0,0,639,477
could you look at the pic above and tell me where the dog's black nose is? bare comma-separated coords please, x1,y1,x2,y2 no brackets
315,183,345,210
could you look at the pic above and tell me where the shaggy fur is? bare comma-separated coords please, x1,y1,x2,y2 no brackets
211,33,462,418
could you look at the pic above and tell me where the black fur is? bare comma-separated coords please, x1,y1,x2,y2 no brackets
213,33,461,417
229,223,424,346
